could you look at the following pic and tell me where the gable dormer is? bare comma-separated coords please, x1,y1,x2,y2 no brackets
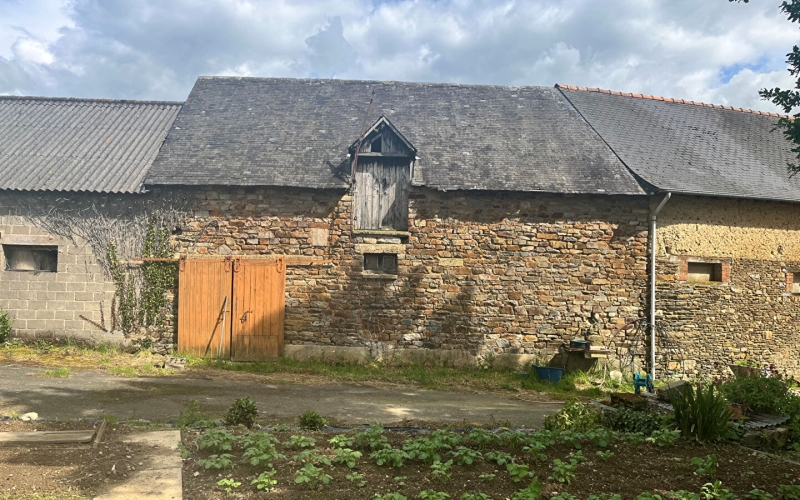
350,116,416,231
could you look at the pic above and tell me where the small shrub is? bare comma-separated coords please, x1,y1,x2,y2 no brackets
225,397,258,428
672,384,732,442
779,485,800,500
430,459,454,481
721,373,790,414
299,410,327,430
284,435,316,449
355,424,389,450
700,481,737,500
745,490,773,500
374,494,408,500
450,446,482,466
511,478,542,500
216,478,241,493
485,450,514,466
646,429,681,447
544,400,602,431
346,471,366,488
548,457,578,484
242,443,285,467
333,448,362,468
197,428,236,453
465,428,496,449
0,311,11,343
197,453,234,470
603,407,664,435
294,462,332,490
507,463,534,483
329,434,355,448
404,437,451,464
371,447,407,468
691,455,718,477
251,470,278,491
418,491,451,500
292,448,331,466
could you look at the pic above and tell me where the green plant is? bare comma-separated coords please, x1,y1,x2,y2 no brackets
461,494,492,500
394,476,408,486
721,373,790,414
450,446,482,466
284,435,316,449
584,428,614,448
544,400,602,431
779,485,800,500
691,455,718,477
292,448,331,466
510,478,542,500
347,471,366,488
329,434,355,448
418,491,451,500
465,428,496,449
238,431,280,449
596,450,615,461
371,447,407,468
498,430,528,448
197,428,236,453
356,424,389,450
478,473,496,482
507,463,534,483
42,367,71,378
374,494,408,500
225,397,258,428
251,469,278,491
0,310,11,343
551,494,579,500
620,432,646,445
216,478,241,493
404,437,451,464
333,448,362,468
589,495,623,500
197,453,235,470
431,459,453,481
242,443,286,467
548,457,578,484
177,400,212,428
636,494,663,500
672,384,733,442
646,429,681,447
299,410,327,430
666,491,700,500
603,407,665,435
294,462,332,490
485,450,514,466
700,481,737,500
746,490,773,500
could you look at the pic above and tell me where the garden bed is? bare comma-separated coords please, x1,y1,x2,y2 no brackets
181,425,800,499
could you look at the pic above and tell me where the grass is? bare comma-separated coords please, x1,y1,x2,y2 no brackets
42,367,71,378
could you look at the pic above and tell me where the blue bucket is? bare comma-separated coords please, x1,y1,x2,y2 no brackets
532,365,566,383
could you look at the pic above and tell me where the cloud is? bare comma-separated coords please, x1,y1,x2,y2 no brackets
0,0,796,112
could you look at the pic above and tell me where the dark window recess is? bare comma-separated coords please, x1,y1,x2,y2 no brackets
792,272,800,294
3,245,58,272
364,253,397,274
371,136,382,152
687,262,721,282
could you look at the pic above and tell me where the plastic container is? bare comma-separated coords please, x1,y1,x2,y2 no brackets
532,365,566,383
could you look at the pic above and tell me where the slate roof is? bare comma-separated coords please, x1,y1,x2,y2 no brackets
0,96,182,193
558,85,800,202
147,77,645,195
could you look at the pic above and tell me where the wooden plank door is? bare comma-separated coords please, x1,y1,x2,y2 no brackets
177,258,233,357
230,258,286,361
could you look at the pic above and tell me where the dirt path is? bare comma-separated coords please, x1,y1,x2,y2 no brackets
0,364,559,427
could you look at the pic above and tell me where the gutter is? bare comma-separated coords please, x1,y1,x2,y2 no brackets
649,192,671,381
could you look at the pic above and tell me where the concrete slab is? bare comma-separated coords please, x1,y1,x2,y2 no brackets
93,430,182,500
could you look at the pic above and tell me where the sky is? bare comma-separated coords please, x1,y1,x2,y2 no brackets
0,0,798,112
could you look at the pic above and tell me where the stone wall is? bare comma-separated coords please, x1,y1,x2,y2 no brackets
0,192,118,341
656,195,800,378
173,186,650,366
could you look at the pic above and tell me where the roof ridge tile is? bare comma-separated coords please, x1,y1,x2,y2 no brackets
555,83,791,119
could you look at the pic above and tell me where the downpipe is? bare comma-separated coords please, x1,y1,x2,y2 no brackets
649,192,671,381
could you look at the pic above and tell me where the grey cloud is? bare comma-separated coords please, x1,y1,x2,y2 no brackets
304,16,359,78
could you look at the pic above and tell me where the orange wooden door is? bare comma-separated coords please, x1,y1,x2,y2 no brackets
230,258,286,361
177,258,233,358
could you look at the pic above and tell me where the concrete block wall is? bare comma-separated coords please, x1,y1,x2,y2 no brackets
0,194,118,342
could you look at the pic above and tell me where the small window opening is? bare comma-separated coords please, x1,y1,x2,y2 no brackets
687,262,721,282
3,245,58,272
364,253,397,274
370,136,382,153
792,272,800,294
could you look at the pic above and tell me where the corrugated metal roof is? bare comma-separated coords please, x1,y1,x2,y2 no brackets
558,86,800,202
0,96,182,193
147,77,645,195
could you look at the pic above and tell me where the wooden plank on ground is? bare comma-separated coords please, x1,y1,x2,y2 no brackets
0,430,95,444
